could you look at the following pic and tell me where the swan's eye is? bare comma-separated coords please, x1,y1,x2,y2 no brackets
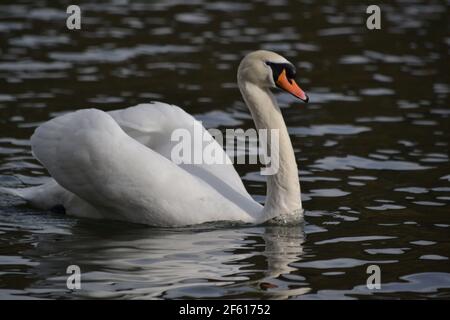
286,65,296,79
265,62,296,83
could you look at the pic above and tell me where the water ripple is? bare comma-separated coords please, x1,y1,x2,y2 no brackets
312,156,431,171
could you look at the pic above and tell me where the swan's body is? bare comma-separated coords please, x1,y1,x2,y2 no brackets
1,50,308,227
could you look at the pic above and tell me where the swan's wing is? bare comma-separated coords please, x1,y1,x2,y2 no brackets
31,109,257,225
108,102,253,200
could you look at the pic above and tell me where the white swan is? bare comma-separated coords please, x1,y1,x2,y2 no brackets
1,50,309,227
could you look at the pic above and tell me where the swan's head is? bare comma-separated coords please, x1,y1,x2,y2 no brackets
238,50,308,102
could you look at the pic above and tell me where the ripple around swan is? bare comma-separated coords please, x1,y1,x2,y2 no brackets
307,92,361,103
0,61,72,71
308,188,350,198
366,204,406,211
394,187,428,194
290,125,370,136
365,248,410,255
315,236,395,245
302,273,450,299
196,110,244,127
9,34,70,47
292,258,396,269
312,156,431,171
49,45,198,63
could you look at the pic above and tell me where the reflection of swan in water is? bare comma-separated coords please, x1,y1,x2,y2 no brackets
23,221,308,299
231,225,310,299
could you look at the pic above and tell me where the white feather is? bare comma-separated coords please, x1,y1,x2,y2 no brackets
28,105,261,226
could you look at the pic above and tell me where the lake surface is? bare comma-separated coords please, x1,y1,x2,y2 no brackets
0,0,449,299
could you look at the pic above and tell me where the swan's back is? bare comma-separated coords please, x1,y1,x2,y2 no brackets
30,103,262,226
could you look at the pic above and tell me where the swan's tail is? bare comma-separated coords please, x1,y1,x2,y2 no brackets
0,185,47,204
0,186,29,199
0,180,67,210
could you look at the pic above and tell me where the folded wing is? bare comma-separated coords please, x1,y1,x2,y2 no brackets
30,106,259,225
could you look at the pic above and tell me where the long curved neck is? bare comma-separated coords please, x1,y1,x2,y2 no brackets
238,80,303,220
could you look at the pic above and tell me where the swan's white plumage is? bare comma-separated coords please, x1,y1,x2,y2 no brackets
109,103,251,199
2,50,304,227
29,103,262,226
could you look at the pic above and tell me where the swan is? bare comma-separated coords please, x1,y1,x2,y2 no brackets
1,50,309,227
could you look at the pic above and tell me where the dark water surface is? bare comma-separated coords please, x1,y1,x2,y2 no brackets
0,0,449,299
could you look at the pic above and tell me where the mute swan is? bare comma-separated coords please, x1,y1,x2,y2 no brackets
1,50,308,227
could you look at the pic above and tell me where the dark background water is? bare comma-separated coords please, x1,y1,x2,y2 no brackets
0,0,449,299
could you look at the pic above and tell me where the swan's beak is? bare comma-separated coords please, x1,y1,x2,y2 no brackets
276,69,309,103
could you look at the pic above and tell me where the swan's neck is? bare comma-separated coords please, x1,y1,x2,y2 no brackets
238,80,303,220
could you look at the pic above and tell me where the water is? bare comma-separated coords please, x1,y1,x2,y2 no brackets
0,0,449,299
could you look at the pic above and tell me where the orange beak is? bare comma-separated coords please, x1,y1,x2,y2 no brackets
276,69,309,102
